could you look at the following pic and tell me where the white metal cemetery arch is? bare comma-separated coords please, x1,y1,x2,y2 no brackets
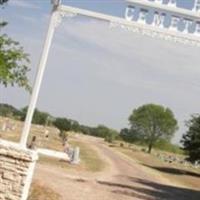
20,0,200,148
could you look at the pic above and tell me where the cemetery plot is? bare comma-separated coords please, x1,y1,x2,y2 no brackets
0,117,106,173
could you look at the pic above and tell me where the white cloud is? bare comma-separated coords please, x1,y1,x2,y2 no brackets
9,0,40,9
58,19,200,92
13,13,49,25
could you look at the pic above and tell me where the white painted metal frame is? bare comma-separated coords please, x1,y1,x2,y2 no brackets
20,1,200,148
20,4,59,147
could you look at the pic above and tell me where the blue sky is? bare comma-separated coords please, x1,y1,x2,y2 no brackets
0,0,199,144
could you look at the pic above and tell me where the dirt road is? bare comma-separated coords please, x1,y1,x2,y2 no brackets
33,135,200,200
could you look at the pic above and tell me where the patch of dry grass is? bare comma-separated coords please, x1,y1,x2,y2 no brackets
0,117,106,173
39,139,105,172
0,117,105,173
70,139,105,172
28,181,60,200
112,144,200,190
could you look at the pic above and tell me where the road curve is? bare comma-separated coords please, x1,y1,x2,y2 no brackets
33,135,200,200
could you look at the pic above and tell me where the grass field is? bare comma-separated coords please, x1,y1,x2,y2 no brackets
111,142,200,190
0,117,105,172
1,117,200,198
0,117,106,199
28,181,61,200
39,138,105,172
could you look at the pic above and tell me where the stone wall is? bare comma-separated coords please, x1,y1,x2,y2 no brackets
0,140,38,200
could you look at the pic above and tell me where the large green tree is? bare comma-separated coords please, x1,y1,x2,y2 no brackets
53,118,71,132
0,1,30,91
181,115,200,162
53,117,73,142
129,104,178,153
93,125,118,143
120,128,140,143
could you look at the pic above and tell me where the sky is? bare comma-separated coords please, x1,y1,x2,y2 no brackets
0,0,199,144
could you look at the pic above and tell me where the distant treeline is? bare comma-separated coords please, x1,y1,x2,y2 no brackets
0,103,119,142
0,103,183,154
0,104,51,125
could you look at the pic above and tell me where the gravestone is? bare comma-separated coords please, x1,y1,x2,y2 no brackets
1,123,6,132
71,147,80,165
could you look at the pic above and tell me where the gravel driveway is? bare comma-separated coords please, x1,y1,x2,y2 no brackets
33,135,200,200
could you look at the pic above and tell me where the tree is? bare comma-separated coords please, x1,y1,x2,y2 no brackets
0,25,30,90
20,107,50,125
0,103,21,118
0,0,8,5
129,104,178,153
120,128,140,143
94,125,110,138
53,118,71,132
181,115,200,162
104,129,118,143
1,0,30,91
93,125,118,143
79,125,93,135
53,118,71,141
70,119,80,132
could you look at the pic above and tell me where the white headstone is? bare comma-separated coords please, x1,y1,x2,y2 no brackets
1,123,6,132
44,129,49,138
71,147,80,164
